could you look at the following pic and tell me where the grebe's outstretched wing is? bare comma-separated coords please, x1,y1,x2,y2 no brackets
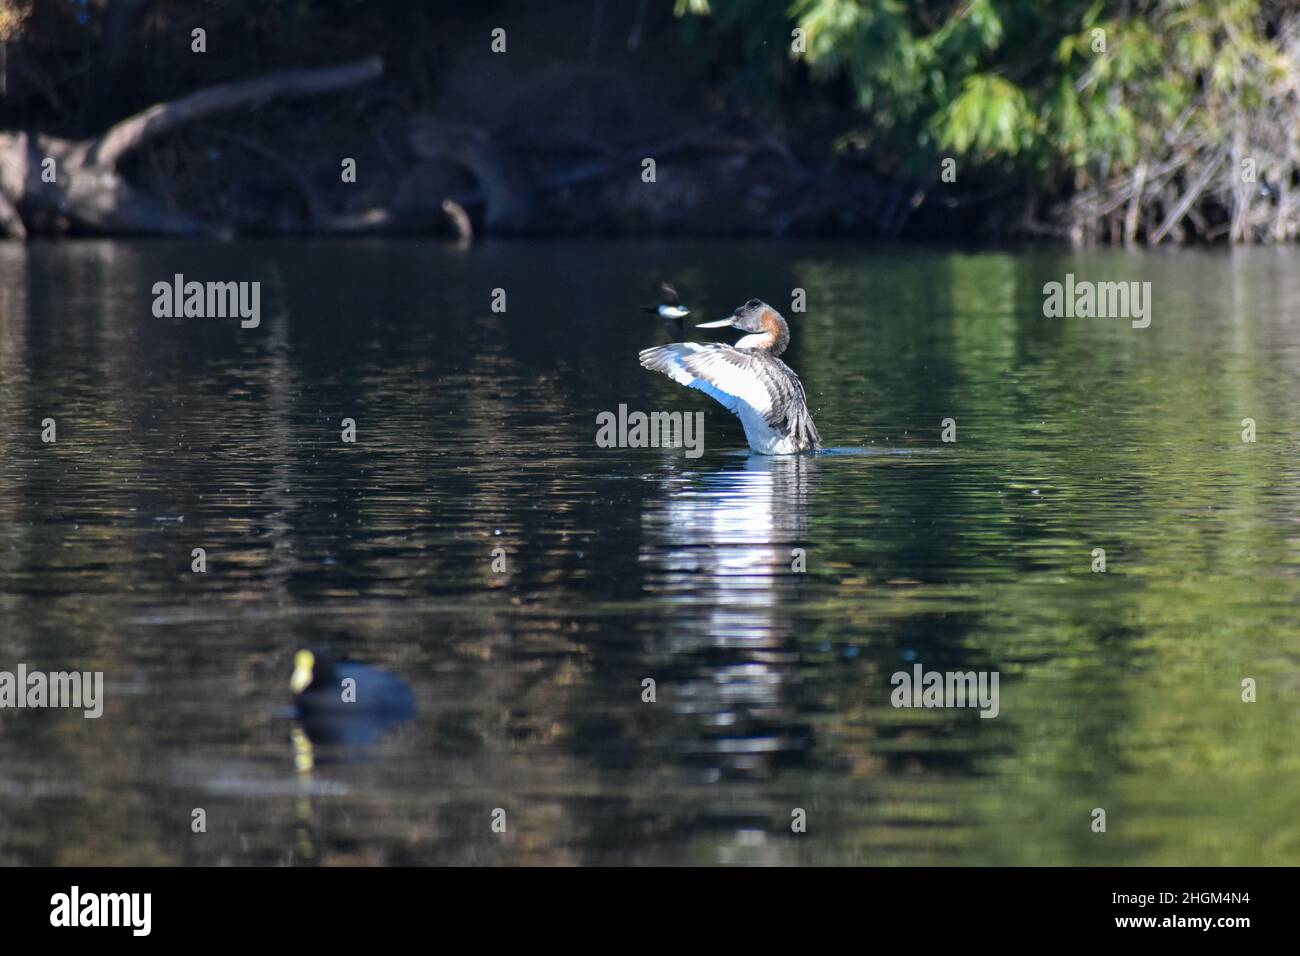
638,343,790,426
640,343,821,452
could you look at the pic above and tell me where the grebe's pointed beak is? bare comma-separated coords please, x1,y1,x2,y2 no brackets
695,317,734,328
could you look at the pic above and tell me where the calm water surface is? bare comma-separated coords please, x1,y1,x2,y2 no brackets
0,240,1297,865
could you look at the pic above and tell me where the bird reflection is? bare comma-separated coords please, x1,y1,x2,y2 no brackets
639,453,819,780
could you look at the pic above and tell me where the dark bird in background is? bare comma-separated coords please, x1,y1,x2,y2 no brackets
290,648,415,748
641,280,691,321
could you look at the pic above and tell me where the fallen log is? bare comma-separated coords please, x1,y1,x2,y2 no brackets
0,57,383,239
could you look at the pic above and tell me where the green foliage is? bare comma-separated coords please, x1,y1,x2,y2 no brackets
681,1,1295,193
934,73,1030,157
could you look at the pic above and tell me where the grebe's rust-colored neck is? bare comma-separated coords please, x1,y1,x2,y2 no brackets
736,307,790,356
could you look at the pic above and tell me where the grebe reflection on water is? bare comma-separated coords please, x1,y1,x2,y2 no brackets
638,453,820,784
639,299,821,455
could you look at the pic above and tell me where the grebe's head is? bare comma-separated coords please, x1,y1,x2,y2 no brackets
697,298,790,354
697,298,782,332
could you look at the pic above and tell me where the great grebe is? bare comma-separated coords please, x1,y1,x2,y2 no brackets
640,280,691,321
639,298,821,455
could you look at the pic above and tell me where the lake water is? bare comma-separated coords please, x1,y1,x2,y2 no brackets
0,239,1297,865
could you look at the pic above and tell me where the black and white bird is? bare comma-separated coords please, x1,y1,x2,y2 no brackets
641,280,691,321
639,298,821,455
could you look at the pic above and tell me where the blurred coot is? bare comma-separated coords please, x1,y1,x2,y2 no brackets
290,648,414,747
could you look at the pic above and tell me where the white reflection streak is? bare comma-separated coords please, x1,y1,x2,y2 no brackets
641,454,815,616
639,454,818,808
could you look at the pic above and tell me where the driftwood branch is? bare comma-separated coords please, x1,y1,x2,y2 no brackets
0,57,383,238
1123,160,1146,247
1150,147,1228,245
89,57,383,167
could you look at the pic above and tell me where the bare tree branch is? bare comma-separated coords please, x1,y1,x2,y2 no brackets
89,56,383,167
1150,147,1228,245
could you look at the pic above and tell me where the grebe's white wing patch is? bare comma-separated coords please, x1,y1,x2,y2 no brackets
640,342,821,454
639,343,776,421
